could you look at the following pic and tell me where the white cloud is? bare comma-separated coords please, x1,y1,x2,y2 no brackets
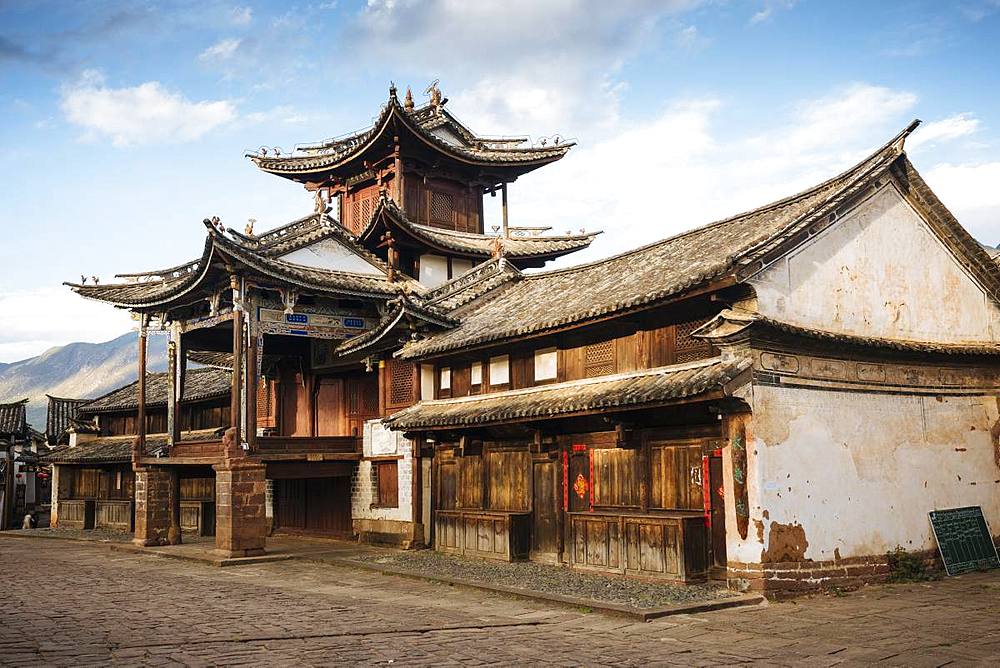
925,161,1000,245
750,0,796,25
231,6,253,25
199,37,242,61
907,113,980,150
504,84,922,265
349,1,701,134
0,286,135,363
60,70,237,146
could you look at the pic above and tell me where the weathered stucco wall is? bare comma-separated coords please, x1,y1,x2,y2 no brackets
747,383,1000,562
751,184,1000,343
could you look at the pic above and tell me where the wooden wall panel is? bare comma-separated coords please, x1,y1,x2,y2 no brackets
486,449,530,511
314,378,345,437
591,448,639,508
458,456,482,509
649,442,703,510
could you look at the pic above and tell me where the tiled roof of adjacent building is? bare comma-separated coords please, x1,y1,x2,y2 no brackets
399,121,1000,360
46,395,89,444
0,399,28,436
385,355,750,430
43,429,220,464
79,367,231,414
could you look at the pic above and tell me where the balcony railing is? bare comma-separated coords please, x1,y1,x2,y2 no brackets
255,436,362,458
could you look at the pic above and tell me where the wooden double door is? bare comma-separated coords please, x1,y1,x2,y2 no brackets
273,477,352,536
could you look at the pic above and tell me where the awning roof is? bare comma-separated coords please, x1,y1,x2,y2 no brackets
384,355,751,431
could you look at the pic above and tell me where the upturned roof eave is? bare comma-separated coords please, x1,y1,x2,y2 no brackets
247,95,573,178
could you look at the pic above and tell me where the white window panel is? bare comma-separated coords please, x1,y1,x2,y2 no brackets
418,254,448,288
534,348,557,381
470,362,483,386
420,364,435,400
439,366,451,391
489,355,510,386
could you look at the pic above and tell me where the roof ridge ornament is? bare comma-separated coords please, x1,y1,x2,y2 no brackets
424,79,447,112
404,87,415,112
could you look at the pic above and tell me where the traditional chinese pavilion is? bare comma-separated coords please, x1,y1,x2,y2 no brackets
66,84,593,556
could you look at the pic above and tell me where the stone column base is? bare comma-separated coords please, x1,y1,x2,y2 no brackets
134,468,172,547
213,460,268,558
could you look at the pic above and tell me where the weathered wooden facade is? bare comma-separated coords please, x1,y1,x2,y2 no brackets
45,368,231,535
65,85,588,555
62,85,1000,593
386,121,1000,591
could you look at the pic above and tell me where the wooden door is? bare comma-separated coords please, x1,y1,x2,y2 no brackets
280,369,312,436
709,454,727,569
532,460,558,557
314,377,345,436
305,478,352,534
567,448,591,513
345,374,379,437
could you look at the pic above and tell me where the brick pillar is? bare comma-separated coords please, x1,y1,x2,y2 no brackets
213,461,267,558
133,468,172,546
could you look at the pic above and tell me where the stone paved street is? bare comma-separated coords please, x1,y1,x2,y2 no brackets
1,537,999,666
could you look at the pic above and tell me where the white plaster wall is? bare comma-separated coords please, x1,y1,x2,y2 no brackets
748,384,1000,561
280,238,383,275
751,184,1000,343
351,420,414,523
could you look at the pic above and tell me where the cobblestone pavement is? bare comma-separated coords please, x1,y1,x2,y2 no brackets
2,537,999,666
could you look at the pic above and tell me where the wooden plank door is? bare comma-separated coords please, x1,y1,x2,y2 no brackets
314,377,345,436
531,460,558,558
305,477,351,535
280,369,312,436
709,454,727,569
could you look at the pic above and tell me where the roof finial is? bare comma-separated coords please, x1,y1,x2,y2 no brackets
245,218,256,237
424,79,446,111
389,82,398,99
404,86,414,112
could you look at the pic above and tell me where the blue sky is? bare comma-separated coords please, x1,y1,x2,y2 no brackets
2,0,1000,362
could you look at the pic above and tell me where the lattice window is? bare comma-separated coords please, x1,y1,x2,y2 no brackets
388,360,415,407
430,191,454,223
360,196,374,226
584,341,615,378
675,318,714,363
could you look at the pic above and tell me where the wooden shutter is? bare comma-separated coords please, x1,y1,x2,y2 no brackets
674,318,715,363
376,461,399,507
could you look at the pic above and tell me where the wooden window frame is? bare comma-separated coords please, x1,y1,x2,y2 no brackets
438,366,452,399
470,361,483,392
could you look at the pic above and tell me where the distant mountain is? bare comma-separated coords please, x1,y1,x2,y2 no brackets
0,333,168,431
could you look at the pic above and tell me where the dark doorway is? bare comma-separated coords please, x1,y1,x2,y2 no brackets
273,477,352,536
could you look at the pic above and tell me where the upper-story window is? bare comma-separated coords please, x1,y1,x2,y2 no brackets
439,366,452,398
471,362,483,388
420,364,435,401
534,348,557,382
489,355,510,386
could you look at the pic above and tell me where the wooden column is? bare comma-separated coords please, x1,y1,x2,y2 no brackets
246,312,258,451
393,137,402,204
135,315,148,463
230,276,243,448
167,468,181,545
501,183,509,238
166,330,178,448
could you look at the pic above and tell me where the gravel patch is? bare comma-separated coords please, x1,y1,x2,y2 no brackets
352,550,734,609
2,527,133,543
